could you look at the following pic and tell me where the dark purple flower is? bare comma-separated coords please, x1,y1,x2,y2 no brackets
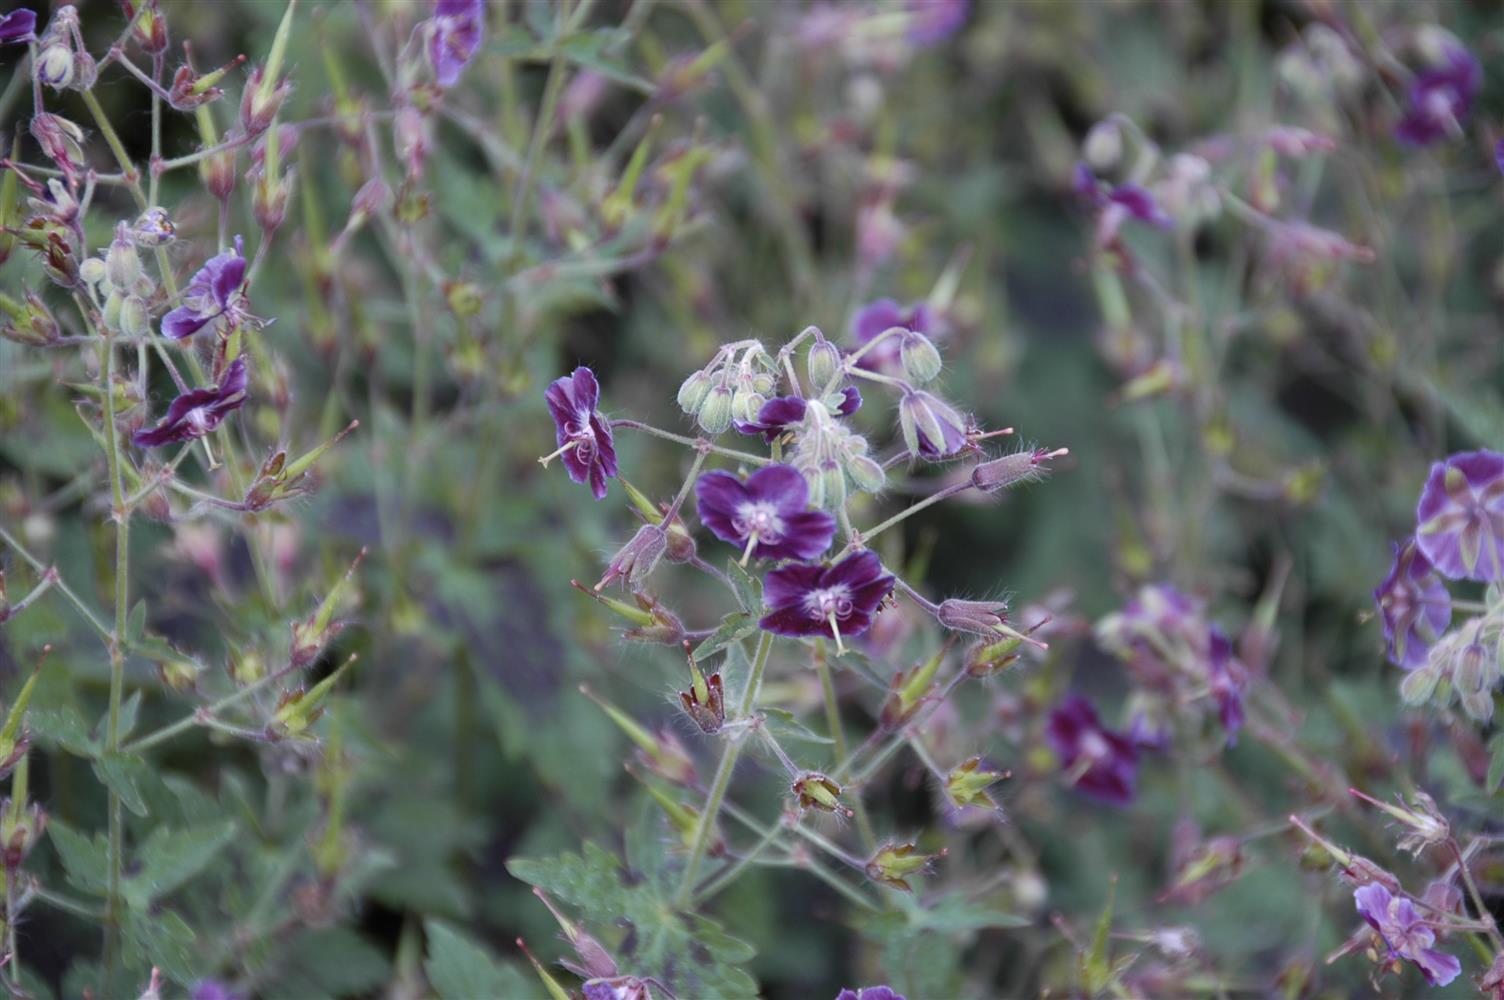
1353,883,1461,987
760,550,895,649
1207,627,1247,745
1074,162,1173,246
1495,138,1504,175
906,0,968,45
1046,695,1139,806
734,395,806,441
0,9,36,44
696,465,836,562
1395,45,1480,147
133,358,249,448
1375,539,1452,669
428,0,484,88
836,988,906,1000
1415,450,1504,581
898,389,968,459
849,298,936,374
835,385,862,416
190,982,242,1000
543,367,618,500
161,237,248,340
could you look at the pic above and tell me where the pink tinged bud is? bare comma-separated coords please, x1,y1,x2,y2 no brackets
971,447,1067,493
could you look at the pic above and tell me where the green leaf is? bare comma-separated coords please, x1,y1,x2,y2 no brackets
508,836,759,998
123,821,236,908
1488,734,1504,795
692,612,757,663
29,703,97,757
116,691,142,742
726,558,762,613
125,599,146,644
122,908,199,984
92,752,149,817
554,29,654,92
266,927,392,997
760,708,834,745
46,820,109,895
424,919,533,1000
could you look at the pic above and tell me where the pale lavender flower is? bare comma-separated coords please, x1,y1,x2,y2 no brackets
1395,45,1480,146
1415,450,1504,581
1353,883,1461,987
428,0,485,88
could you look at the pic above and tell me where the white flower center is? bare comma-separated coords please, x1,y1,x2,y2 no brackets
733,500,785,543
804,585,853,621
186,406,212,432
1079,730,1112,762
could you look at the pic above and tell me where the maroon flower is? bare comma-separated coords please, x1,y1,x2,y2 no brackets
543,367,618,500
1046,695,1139,806
697,465,836,563
0,9,36,45
162,237,249,340
849,298,936,374
760,550,895,649
1353,883,1460,986
1395,45,1480,147
133,358,249,448
1414,450,1504,581
427,0,484,88
734,396,806,441
1374,539,1452,669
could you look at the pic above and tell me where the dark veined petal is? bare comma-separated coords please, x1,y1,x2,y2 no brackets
744,464,810,513
696,471,750,544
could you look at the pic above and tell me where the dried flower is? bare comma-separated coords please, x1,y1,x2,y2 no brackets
132,358,249,448
1046,695,1139,806
792,771,848,814
1414,450,1504,581
696,465,836,563
1352,883,1460,987
759,550,895,651
971,447,1068,493
542,367,618,500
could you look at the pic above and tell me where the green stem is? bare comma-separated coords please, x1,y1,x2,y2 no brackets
123,660,302,755
815,646,876,849
851,480,974,549
676,631,774,906
610,420,771,466
1451,839,1504,951
0,525,113,641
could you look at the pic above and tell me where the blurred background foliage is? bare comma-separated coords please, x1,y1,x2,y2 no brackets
3,0,1504,996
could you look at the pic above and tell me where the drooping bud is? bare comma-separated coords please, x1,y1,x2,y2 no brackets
807,336,842,390
105,225,143,291
677,370,712,415
118,296,151,339
29,113,86,178
865,841,942,891
899,331,942,383
696,385,734,435
936,598,1009,636
730,387,763,426
36,44,75,90
792,771,850,815
898,390,968,459
1083,118,1123,170
846,454,885,494
945,755,1008,810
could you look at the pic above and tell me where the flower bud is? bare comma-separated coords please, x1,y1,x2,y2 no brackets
817,462,847,511
105,228,142,291
29,113,85,176
846,454,885,493
1083,118,1123,170
677,370,712,414
865,841,940,891
807,337,842,389
103,291,123,330
696,385,734,435
130,208,176,247
79,258,107,288
899,331,942,383
240,65,292,139
119,295,151,340
937,598,1009,636
899,390,968,459
731,388,763,426
36,45,74,90
792,771,849,815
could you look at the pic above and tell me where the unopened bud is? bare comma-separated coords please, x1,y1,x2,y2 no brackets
971,447,1067,494
696,385,734,435
36,45,74,90
105,228,142,290
677,370,712,415
79,258,107,287
817,462,847,511
1083,118,1123,170
937,598,1009,636
730,388,763,426
846,454,885,493
119,296,151,339
899,331,942,383
807,337,842,389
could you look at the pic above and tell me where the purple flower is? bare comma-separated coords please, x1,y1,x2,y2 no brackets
161,237,248,340
850,298,935,374
1495,138,1504,176
1353,883,1461,987
898,390,969,459
1046,695,1139,806
0,9,36,44
133,358,249,448
836,988,906,1000
1375,539,1452,669
697,465,836,562
1207,627,1247,745
905,0,969,45
1395,45,1480,146
1414,450,1504,581
190,982,242,1000
734,395,806,441
835,384,862,416
760,550,895,649
543,367,618,500
1074,163,1173,246
428,0,485,88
